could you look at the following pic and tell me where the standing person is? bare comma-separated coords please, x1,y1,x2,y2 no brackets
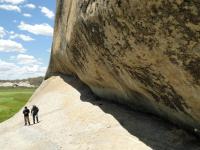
23,106,30,126
31,105,39,124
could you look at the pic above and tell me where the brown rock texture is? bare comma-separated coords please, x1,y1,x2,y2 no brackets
47,0,200,131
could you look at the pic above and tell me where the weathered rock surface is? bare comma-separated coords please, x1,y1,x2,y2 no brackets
0,76,199,150
0,1,199,149
47,0,200,131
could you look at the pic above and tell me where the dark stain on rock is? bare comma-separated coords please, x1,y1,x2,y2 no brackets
158,0,200,42
83,21,105,47
67,22,92,73
123,64,189,113
70,45,86,72
185,57,200,84
165,48,200,85
55,0,64,26
116,0,122,7
80,0,91,13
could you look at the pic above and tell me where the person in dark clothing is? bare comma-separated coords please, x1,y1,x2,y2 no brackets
31,105,39,124
23,106,30,125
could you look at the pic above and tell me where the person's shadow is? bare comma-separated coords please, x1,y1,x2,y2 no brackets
28,121,41,126
60,75,200,150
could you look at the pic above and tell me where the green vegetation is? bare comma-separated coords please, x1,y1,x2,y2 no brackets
0,87,36,123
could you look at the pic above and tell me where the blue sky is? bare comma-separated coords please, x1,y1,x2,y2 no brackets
0,0,56,80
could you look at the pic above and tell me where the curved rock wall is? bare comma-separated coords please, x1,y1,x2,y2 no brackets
47,0,200,131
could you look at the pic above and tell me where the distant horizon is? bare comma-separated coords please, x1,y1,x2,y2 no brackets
0,0,56,80
0,75,44,81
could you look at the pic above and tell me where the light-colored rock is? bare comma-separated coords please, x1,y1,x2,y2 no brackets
0,76,199,150
17,81,35,88
47,0,200,131
0,82,14,87
1,1,199,149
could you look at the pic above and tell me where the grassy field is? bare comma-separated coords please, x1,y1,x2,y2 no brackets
0,87,36,123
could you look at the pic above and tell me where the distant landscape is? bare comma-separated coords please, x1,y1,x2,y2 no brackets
0,76,44,88
0,77,43,123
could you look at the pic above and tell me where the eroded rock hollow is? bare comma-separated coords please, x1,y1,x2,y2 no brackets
46,0,200,131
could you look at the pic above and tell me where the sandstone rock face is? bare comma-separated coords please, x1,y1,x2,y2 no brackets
47,0,200,131
1,76,199,150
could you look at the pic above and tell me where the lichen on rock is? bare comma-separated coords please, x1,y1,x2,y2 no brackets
47,0,200,131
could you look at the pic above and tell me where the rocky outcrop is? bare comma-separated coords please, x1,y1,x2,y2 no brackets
47,0,200,131
0,76,199,150
0,81,35,88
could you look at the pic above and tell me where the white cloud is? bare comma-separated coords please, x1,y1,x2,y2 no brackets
9,31,14,34
23,13,32,17
0,59,46,79
0,0,25,4
17,54,41,65
18,21,53,36
9,33,34,41
0,39,26,52
0,26,33,42
24,3,35,9
0,26,6,38
0,4,21,12
0,59,16,71
39,6,54,19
